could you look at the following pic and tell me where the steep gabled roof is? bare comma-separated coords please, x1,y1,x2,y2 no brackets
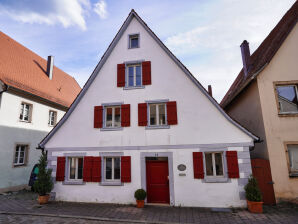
39,9,258,148
220,1,298,108
0,31,81,108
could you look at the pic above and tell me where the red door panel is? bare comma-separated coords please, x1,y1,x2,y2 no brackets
146,161,170,204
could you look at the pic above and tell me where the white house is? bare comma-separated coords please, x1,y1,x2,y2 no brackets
0,31,81,192
39,10,258,208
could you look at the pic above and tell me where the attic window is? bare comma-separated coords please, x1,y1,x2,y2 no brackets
276,84,298,114
129,34,139,48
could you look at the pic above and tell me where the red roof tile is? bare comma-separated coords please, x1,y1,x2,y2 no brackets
0,31,81,108
220,1,297,108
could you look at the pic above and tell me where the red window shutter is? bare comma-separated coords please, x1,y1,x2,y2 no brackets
94,106,103,128
226,151,240,178
193,152,204,179
167,101,178,125
56,157,66,181
138,103,147,126
142,61,151,85
117,64,125,87
121,104,130,127
83,156,93,182
92,157,101,182
121,156,131,182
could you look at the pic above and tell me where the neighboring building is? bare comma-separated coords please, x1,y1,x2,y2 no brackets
0,31,81,192
39,10,258,208
221,2,298,202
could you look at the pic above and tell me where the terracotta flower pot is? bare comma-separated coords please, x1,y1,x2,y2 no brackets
136,200,145,208
38,194,50,205
247,200,263,213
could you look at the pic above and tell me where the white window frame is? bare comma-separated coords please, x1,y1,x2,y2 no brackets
68,157,83,181
126,64,142,87
204,152,224,178
14,145,27,166
104,157,121,181
19,102,32,122
148,103,167,127
128,34,139,49
104,106,121,128
287,145,298,174
48,110,57,126
276,84,298,114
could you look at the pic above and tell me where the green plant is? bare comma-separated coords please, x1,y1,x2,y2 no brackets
134,189,147,200
33,152,53,196
244,175,262,202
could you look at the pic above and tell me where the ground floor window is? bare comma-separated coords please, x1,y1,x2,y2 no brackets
14,145,28,166
68,157,83,180
205,152,224,177
287,145,298,175
104,157,120,181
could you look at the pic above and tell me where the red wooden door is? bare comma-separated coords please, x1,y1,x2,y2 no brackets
251,159,276,205
146,160,170,204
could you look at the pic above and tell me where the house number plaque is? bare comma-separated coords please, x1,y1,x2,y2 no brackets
177,164,186,171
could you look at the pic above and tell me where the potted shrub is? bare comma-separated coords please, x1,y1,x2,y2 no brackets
33,152,53,204
134,189,147,208
245,175,263,213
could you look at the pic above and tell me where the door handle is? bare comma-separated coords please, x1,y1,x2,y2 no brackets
268,181,274,184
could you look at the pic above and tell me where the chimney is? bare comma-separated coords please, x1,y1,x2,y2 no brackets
240,40,250,77
46,56,54,80
208,85,212,97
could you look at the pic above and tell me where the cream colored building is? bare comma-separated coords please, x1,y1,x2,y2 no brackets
221,2,298,202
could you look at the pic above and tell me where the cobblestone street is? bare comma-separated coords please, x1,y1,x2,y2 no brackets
0,191,297,223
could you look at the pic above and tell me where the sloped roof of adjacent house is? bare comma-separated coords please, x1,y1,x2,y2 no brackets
220,1,298,108
0,31,81,108
39,9,259,148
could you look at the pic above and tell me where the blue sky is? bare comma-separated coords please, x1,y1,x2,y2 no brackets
0,0,295,101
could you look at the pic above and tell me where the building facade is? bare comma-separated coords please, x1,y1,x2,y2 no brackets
221,2,298,201
0,31,81,192
40,10,258,208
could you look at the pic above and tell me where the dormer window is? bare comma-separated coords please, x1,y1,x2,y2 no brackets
129,34,139,48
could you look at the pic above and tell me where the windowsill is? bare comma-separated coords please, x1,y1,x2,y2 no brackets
123,86,145,90
100,181,123,186
19,120,31,123
278,112,298,117
289,173,298,178
203,177,229,183
100,127,123,131
145,125,170,130
63,180,85,185
13,164,26,168
128,46,140,49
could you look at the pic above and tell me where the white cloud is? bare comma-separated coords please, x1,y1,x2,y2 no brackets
94,0,108,19
0,0,91,30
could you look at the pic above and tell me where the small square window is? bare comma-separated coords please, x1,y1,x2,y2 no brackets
149,103,166,126
129,34,139,48
276,84,298,114
48,110,57,126
287,145,298,175
14,145,28,166
205,152,224,177
104,157,121,181
127,64,142,87
68,157,83,180
19,103,32,122
104,106,121,128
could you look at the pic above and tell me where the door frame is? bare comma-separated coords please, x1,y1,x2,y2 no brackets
140,152,174,205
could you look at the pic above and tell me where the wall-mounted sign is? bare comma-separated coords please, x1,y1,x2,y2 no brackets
177,164,186,171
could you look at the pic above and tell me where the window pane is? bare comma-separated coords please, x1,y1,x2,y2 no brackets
114,107,121,127
149,104,157,125
277,86,298,113
136,65,141,86
69,158,76,179
130,37,139,48
106,107,113,127
128,66,134,86
20,104,24,120
14,148,19,163
205,153,213,176
158,104,166,125
106,158,112,180
215,153,223,176
114,158,120,180
24,104,29,121
19,157,24,164
288,145,298,171
77,158,83,179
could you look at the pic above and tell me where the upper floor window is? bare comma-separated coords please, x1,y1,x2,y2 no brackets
127,64,142,87
68,157,83,180
14,145,28,166
276,84,298,114
49,110,57,126
205,152,224,177
105,106,121,128
287,144,298,177
19,102,32,122
149,103,166,126
129,34,139,48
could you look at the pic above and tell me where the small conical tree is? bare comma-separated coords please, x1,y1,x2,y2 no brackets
33,152,53,196
244,175,262,202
